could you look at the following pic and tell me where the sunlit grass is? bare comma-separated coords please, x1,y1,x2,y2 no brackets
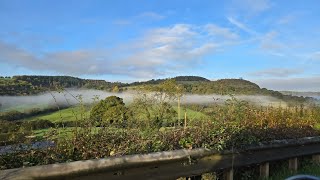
314,123,320,130
23,106,91,122
172,106,209,121
32,127,102,139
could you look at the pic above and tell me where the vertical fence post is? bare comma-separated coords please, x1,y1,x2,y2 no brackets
184,111,187,131
223,169,233,180
260,162,269,178
289,158,298,171
312,154,320,164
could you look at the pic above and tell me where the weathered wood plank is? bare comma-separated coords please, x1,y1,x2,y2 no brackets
1,137,320,180
259,162,269,178
288,158,298,171
312,154,320,163
223,169,233,180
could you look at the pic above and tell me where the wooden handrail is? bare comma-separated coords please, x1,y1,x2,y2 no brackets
1,136,320,180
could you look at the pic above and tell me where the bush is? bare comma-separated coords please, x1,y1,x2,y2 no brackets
90,96,129,127
0,111,24,121
0,131,31,146
0,120,20,133
22,120,55,130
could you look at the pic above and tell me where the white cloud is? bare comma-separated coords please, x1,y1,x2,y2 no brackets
137,12,165,20
227,17,257,35
189,43,219,57
205,24,239,40
258,31,288,56
244,0,271,13
113,11,165,26
0,24,228,78
230,0,271,15
276,15,295,25
249,68,304,77
118,24,221,77
254,76,320,91
113,19,131,25
309,51,320,61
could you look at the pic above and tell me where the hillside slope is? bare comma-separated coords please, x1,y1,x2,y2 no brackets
0,75,315,104
0,75,125,95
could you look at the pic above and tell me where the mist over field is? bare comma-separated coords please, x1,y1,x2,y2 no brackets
0,89,287,112
0,89,133,112
182,94,286,107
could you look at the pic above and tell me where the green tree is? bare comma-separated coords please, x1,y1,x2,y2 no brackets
90,96,128,127
129,80,182,128
112,85,120,93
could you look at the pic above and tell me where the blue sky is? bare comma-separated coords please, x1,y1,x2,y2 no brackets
0,0,320,91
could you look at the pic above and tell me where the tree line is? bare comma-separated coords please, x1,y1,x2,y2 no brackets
0,75,127,95
0,75,315,104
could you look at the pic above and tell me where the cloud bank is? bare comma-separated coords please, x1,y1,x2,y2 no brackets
255,76,320,91
0,23,239,78
0,89,286,112
249,68,304,77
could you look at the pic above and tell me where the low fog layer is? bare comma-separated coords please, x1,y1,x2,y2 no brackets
0,89,133,112
0,89,286,112
182,94,286,107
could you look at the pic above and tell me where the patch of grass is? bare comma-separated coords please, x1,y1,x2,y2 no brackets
32,128,50,137
32,127,102,139
23,106,91,123
172,106,209,121
32,127,75,139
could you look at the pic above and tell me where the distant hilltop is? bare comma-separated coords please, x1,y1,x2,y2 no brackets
0,75,316,105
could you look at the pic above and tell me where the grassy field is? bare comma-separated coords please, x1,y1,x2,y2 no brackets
32,127,76,139
172,106,209,121
32,127,103,139
23,106,91,122
20,104,207,123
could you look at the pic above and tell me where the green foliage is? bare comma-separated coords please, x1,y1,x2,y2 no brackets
129,80,183,128
22,106,90,122
129,76,209,86
0,110,24,121
90,96,128,126
0,75,315,105
0,75,128,96
0,77,43,96
1,91,320,171
129,77,314,104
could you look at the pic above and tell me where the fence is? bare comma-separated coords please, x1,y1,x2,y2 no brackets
1,136,320,180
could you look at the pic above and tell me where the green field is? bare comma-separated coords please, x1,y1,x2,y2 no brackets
23,106,91,122
32,127,102,139
21,104,207,123
32,127,75,139
172,106,209,121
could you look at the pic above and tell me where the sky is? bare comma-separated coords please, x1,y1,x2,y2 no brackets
0,0,320,91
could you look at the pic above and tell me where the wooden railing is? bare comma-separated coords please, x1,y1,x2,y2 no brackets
1,136,320,180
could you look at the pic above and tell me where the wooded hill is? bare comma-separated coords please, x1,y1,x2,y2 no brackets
0,75,126,96
0,75,315,104
131,77,314,104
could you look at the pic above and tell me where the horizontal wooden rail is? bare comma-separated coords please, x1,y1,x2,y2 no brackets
1,136,320,180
